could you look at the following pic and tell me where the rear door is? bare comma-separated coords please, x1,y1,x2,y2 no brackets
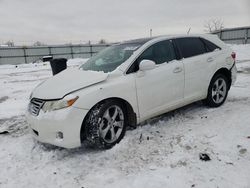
174,37,217,100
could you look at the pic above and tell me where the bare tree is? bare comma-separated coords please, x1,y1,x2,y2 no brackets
204,19,224,33
5,41,14,47
33,41,46,46
98,39,107,44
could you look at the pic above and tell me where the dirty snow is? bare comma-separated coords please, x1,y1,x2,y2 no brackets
0,46,250,188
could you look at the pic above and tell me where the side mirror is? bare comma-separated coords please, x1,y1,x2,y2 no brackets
139,60,156,71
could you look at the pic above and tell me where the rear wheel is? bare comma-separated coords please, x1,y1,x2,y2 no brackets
84,100,127,149
205,74,229,107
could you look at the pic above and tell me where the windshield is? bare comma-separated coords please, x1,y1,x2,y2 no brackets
80,43,143,73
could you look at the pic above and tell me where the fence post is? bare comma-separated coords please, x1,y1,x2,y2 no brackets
219,30,222,40
245,29,248,44
90,45,93,57
23,47,27,64
70,45,73,58
48,46,52,56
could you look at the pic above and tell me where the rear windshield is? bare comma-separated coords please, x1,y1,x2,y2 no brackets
201,38,221,52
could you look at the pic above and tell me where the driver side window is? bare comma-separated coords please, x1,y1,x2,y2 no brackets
127,40,176,74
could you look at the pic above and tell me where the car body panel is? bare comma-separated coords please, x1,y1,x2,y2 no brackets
72,72,140,119
26,107,87,148
182,50,220,101
134,60,184,121
32,68,108,99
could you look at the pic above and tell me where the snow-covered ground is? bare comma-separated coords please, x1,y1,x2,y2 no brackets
0,45,250,188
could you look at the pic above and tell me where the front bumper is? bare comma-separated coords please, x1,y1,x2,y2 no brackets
26,106,88,149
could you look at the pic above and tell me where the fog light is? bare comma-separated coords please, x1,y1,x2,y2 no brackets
56,132,63,139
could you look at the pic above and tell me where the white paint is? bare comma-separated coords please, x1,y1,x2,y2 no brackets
26,34,236,148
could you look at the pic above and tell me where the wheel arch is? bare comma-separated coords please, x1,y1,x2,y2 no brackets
210,67,232,90
80,97,137,142
204,67,231,107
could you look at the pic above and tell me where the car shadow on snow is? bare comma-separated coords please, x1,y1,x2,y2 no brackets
140,101,207,127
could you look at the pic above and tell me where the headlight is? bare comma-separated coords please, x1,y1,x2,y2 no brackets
42,95,79,112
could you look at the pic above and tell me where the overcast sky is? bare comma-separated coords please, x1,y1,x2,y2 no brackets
0,0,249,45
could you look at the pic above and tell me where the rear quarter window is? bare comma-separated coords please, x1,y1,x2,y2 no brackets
174,37,206,58
201,38,221,52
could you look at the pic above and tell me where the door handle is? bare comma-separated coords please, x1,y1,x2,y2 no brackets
173,67,183,73
207,57,214,62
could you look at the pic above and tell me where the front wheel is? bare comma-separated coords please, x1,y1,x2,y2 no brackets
204,74,229,107
84,100,127,149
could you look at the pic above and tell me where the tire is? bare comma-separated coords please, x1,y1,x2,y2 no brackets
84,100,127,149
204,74,229,107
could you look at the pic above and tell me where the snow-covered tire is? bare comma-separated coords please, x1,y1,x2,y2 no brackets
84,100,127,149
204,74,229,107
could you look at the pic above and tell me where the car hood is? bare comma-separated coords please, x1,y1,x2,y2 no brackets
32,68,108,99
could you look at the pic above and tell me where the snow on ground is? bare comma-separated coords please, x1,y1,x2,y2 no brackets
231,44,250,62
0,45,250,188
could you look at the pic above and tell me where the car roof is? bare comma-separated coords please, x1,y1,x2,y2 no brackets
121,34,217,44
121,37,156,45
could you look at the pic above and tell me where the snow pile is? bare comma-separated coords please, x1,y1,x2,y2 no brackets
0,48,250,188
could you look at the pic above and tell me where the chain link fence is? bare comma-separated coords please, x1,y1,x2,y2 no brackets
2,27,250,65
212,26,250,44
0,44,110,65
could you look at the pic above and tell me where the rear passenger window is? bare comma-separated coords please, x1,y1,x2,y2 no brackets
175,37,206,58
201,38,221,52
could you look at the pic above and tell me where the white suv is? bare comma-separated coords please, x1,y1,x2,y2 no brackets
26,34,237,149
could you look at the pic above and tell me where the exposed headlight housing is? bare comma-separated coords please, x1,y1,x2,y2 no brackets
42,95,79,112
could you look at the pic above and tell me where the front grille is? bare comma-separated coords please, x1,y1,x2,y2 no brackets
28,98,45,116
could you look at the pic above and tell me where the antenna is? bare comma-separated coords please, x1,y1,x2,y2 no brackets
187,27,191,34
150,29,153,37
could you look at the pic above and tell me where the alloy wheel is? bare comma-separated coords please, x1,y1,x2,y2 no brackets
99,105,124,143
212,78,227,104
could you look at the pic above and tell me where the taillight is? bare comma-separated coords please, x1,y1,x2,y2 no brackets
231,52,236,60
